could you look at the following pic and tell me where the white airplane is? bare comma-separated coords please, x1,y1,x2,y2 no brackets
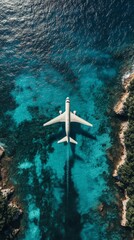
43,97,93,144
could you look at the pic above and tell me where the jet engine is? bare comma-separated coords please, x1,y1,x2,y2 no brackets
73,110,76,115
59,110,62,115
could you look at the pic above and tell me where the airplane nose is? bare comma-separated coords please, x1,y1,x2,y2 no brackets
66,97,70,102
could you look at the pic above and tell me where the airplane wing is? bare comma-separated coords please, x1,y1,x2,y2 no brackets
70,112,93,127
43,112,66,126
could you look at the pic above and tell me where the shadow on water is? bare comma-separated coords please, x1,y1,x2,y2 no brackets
49,122,96,152
63,145,82,240
70,123,96,140
58,122,96,240
70,122,97,156
58,123,96,239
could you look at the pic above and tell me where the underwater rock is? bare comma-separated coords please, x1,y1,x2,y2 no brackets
106,148,114,162
0,147,23,239
98,203,105,217
12,228,20,237
107,222,115,231
0,186,14,198
0,191,23,239
98,203,104,212
0,146,5,159
8,202,23,220
1,167,8,187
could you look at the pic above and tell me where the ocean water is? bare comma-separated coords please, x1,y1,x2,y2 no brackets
0,0,134,239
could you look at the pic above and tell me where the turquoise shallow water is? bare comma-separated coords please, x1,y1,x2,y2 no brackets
0,0,134,239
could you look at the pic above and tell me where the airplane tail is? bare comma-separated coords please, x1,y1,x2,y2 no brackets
70,137,78,144
58,136,78,144
58,136,68,144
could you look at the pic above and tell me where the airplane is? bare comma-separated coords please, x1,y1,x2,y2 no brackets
43,97,93,144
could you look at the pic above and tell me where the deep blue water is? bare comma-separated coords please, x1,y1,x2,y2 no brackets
0,0,134,239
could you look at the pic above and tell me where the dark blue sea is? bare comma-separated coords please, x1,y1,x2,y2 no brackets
0,0,134,239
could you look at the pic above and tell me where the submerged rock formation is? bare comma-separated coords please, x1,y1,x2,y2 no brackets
0,146,23,239
0,146,5,159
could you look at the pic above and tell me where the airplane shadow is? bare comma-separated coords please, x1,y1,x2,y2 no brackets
48,123,97,160
47,124,97,239
48,124,65,142
70,122,96,155
64,156,81,240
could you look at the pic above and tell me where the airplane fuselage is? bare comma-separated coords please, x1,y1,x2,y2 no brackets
65,97,70,142
43,97,93,144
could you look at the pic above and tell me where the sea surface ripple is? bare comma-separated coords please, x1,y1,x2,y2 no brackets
0,0,134,239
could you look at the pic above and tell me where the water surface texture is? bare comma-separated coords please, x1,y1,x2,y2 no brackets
0,0,134,239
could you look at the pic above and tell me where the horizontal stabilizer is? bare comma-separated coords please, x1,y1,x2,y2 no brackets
58,136,77,144
70,137,78,144
58,136,68,144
